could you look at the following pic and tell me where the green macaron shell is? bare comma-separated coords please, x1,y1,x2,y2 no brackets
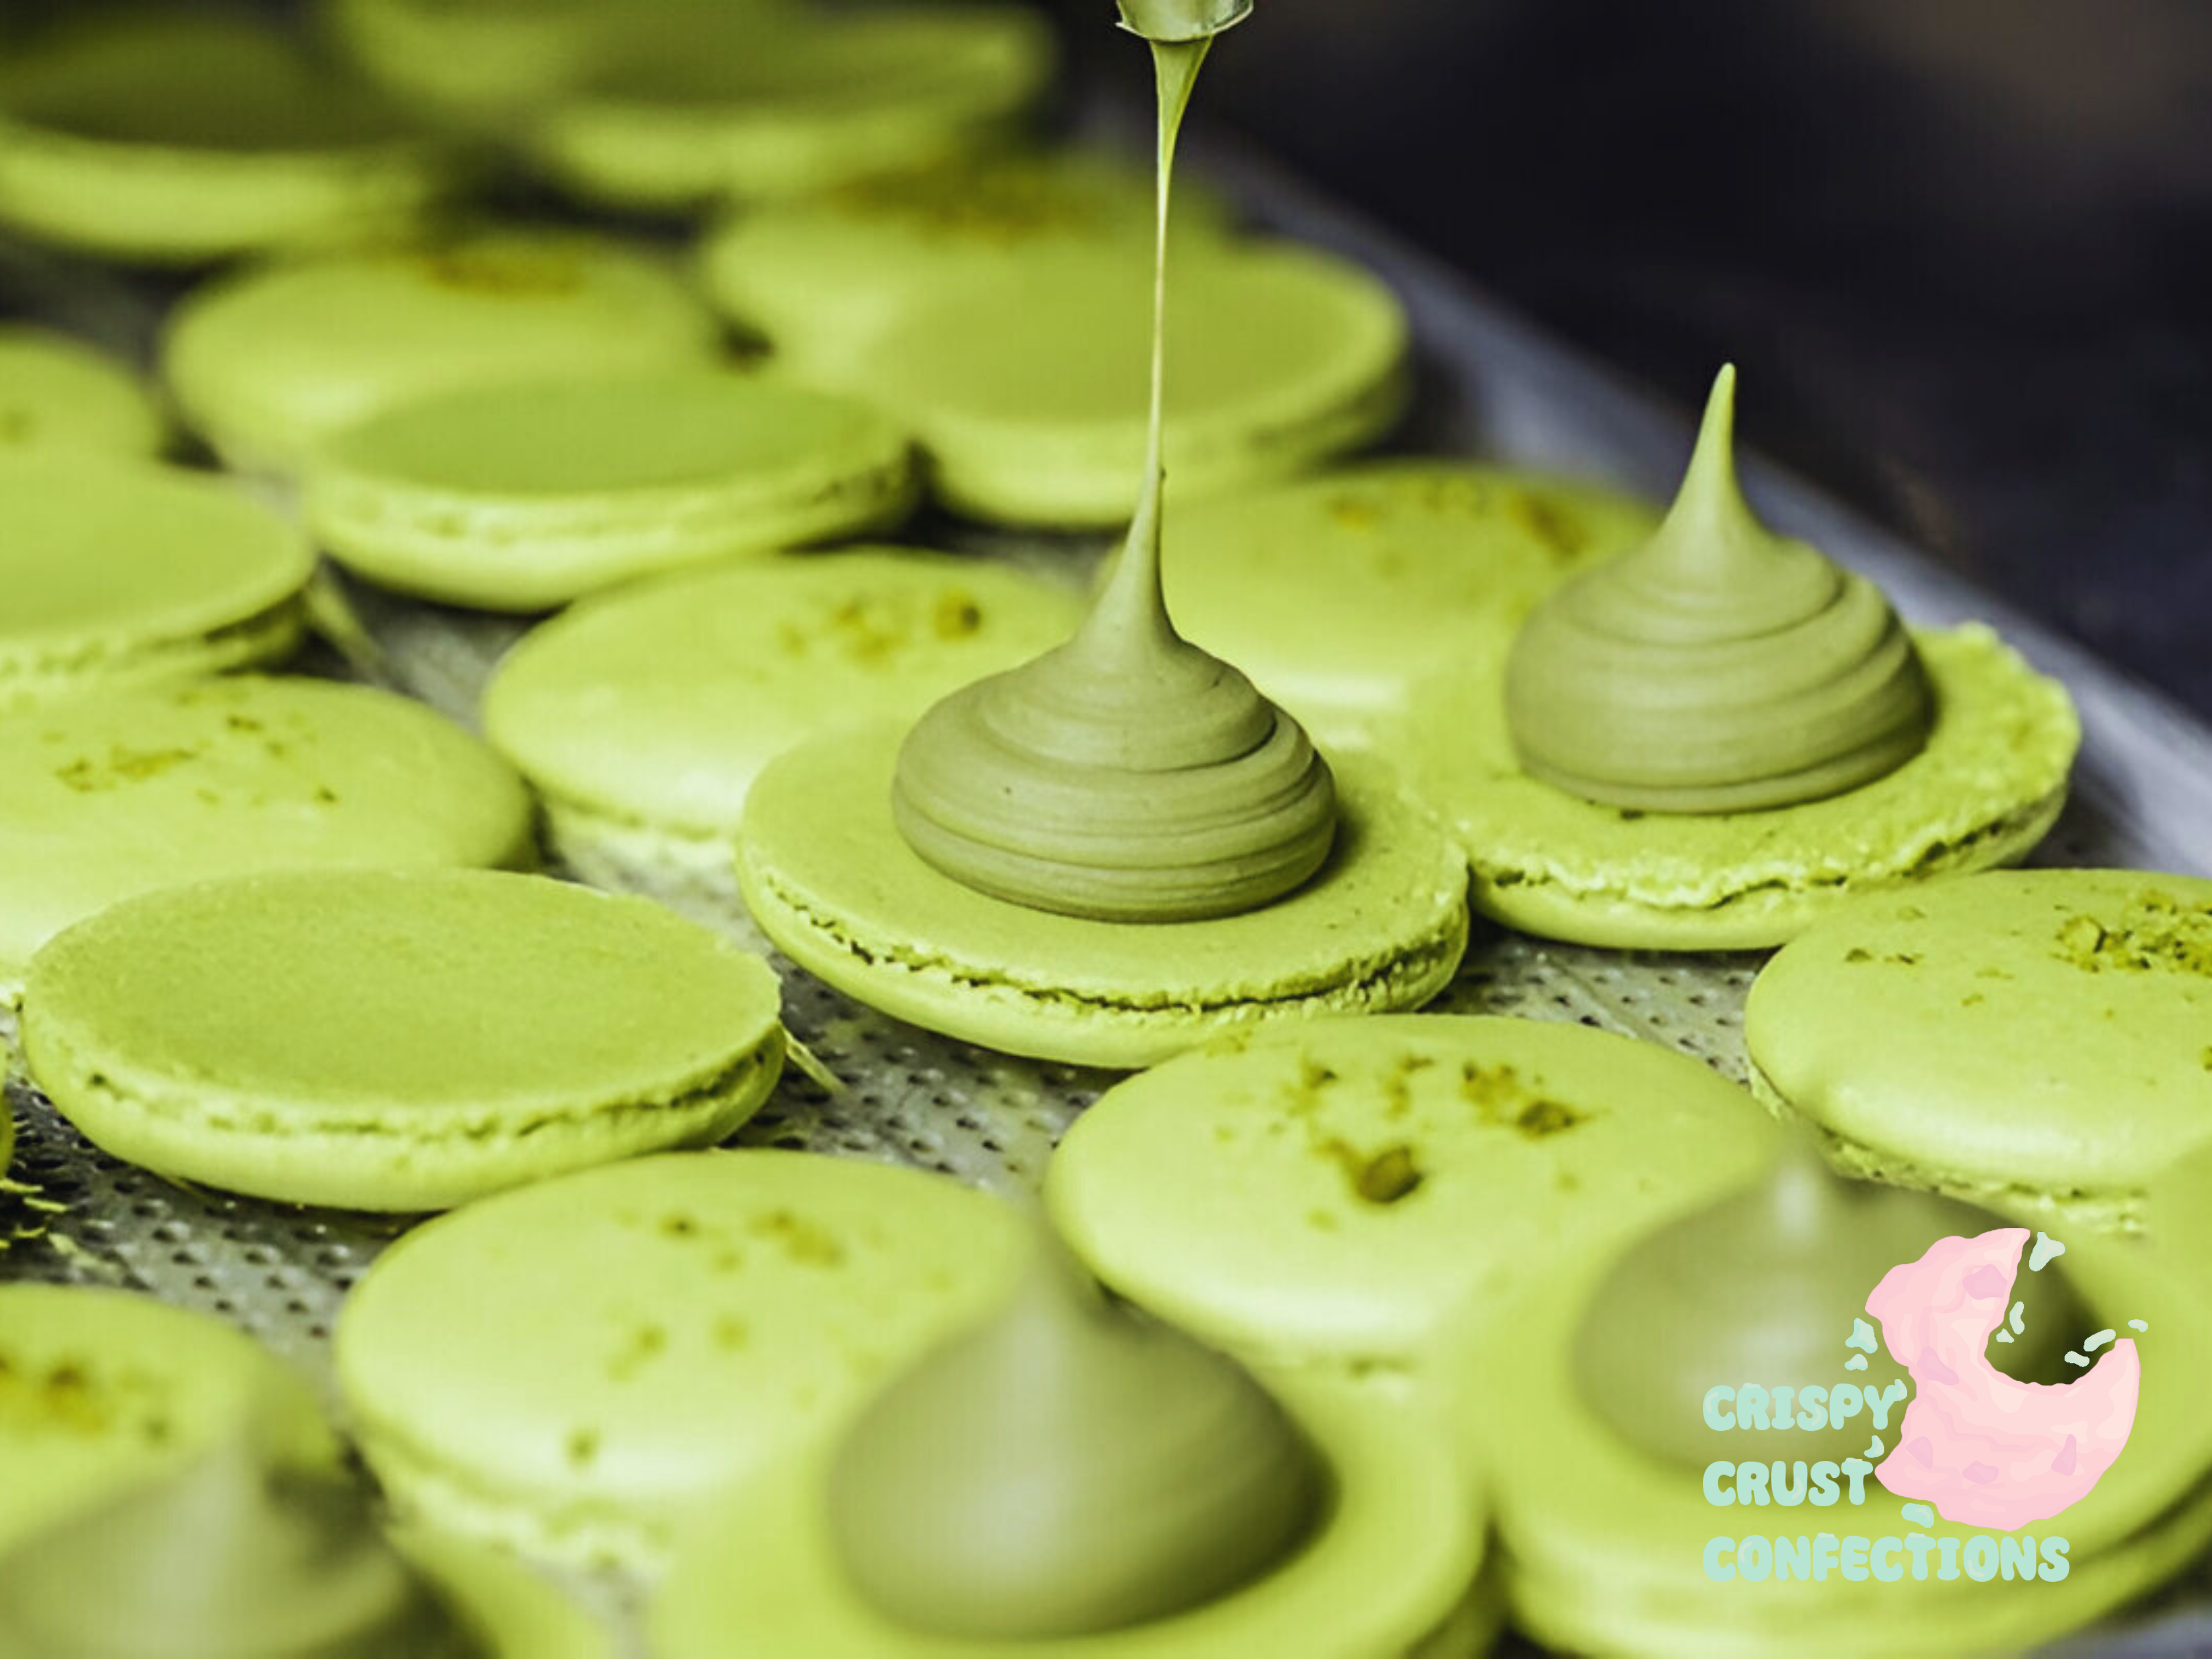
846,243,1410,527
1746,870,2212,1233
1473,1226,2212,1658
21,869,784,1212
334,1149,1033,1571
304,370,917,610
1160,461,1660,747
0,454,311,711
161,231,722,475
0,1285,334,1557
698,149,1231,382
739,726,1469,1069
0,327,166,459
0,12,448,267
649,1375,1489,1659
481,550,1081,868
524,4,1057,210
1392,623,2079,950
0,675,534,996
1046,1015,1774,1379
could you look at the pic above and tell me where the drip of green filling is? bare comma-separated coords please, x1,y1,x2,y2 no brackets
890,28,1335,924
1505,366,1932,813
1574,1137,2086,1469
827,1255,1327,1639
0,1437,486,1659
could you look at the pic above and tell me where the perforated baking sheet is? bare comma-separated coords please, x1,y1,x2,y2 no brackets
4,131,2210,1657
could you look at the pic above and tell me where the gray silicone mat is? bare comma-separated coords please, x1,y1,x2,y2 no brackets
4,129,2210,1658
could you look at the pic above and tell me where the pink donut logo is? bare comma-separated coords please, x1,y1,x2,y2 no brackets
1871,1227,2138,1529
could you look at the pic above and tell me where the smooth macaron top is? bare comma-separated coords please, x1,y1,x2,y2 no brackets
0,1285,331,1557
844,242,1409,524
22,869,779,1123
0,454,310,695
0,327,167,459
0,675,533,984
160,231,721,473
304,370,917,608
0,11,416,157
334,1150,1035,1565
1160,460,1659,743
1747,869,2212,1202
700,148,1230,379
483,550,1081,836
1046,1014,1776,1372
524,3,1057,207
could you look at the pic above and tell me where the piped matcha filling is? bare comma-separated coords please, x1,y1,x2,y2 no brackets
0,1438,487,1659
888,32,1336,924
1574,1139,2087,1469
826,1259,1327,1639
1505,367,1932,814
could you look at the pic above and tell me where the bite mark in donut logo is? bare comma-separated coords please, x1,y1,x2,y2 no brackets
1872,1226,2138,1530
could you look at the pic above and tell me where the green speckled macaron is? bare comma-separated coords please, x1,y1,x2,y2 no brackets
161,229,721,475
304,369,917,610
739,727,1469,1069
1046,1014,1774,1382
1475,1215,2212,1658
0,675,534,999
21,869,785,1212
0,11,449,266
699,148,1231,382
842,243,1410,527
524,4,1057,210
334,1149,1033,1571
0,1285,333,1556
0,454,311,712
1161,460,1659,748
1389,623,2080,951
482,549,1079,881
1747,869,2212,1234
0,327,166,459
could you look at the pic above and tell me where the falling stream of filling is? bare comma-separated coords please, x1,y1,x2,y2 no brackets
891,5,1337,924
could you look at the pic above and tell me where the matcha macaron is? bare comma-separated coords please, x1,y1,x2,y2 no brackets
1160,461,1659,747
1046,1014,1775,1382
481,550,1080,881
0,454,311,711
162,229,722,475
843,243,1410,527
0,675,534,1000
0,10,448,266
334,1149,1033,1571
524,4,1057,210
652,1263,1493,1658
699,148,1230,382
304,369,917,610
21,869,785,1211
740,730,1469,1068
0,1285,332,1556
1747,870,2212,1234
1390,372,2079,950
0,327,166,459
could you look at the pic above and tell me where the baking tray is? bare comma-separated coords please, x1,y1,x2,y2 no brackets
4,121,2211,1657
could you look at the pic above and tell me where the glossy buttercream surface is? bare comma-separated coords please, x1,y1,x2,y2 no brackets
827,1257,1325,1639
1507,366,1932,813
891,36,1334,922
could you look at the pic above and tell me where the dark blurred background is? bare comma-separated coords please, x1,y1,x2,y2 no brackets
1045,0,2212,720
